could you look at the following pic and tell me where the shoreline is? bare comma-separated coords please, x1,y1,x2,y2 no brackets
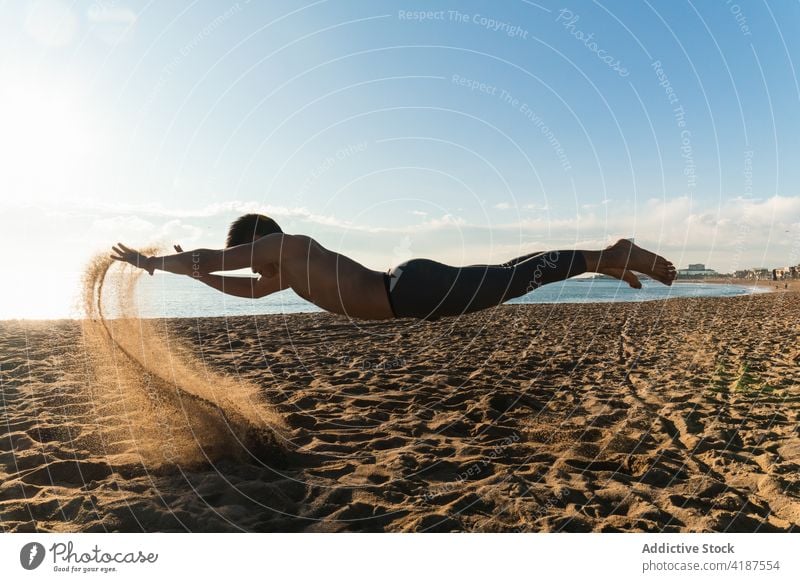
0,279,778,323
693,276,798,292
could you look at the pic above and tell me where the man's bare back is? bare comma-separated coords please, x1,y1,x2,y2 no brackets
274,235,394,319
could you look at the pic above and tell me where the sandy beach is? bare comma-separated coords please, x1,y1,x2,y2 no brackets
1,289,798,532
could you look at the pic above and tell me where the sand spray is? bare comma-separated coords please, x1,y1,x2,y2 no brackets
78,251,288,469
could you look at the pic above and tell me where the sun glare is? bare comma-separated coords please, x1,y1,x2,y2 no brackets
0,277,79,320
0,74,101,319
0,76,98,199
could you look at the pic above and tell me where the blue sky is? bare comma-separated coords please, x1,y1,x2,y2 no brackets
1,0,799,317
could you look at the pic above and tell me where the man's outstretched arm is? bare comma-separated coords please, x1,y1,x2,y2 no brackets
110,233,294,276
171,245,284,299
190,273,267,298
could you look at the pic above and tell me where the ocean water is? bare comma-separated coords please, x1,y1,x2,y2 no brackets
115,275,767,320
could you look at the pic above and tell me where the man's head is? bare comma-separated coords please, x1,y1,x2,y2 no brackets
225,213,283,248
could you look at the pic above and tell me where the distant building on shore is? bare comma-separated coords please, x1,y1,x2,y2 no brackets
731,266,800,280
772,266,799,280
676,263,718,278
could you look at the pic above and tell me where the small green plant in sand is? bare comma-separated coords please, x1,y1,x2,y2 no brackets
732,361,759,392
708,360,731,393
708,360,779,395
731,361,779,394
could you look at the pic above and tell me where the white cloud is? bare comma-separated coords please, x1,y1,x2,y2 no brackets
157,219,203,243
511,195,800,270
524,203,549,211
91,215,154,233
494,202,512,210
88,5,137,24
418,213,468,230
9,195,800,272
88,5,138,45
41,199,470,235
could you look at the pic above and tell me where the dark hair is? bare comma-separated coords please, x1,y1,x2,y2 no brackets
226,213,283,247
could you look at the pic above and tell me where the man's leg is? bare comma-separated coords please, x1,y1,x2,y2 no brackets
388,251,587,320
387,240,675,321
453,250,588,315
465,250,543,269
502,241,676,287
496,250,587,301
501,250,544,267
451,241,675,316
579,240,675,285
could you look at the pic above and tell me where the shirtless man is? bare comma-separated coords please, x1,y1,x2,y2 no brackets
110,213,677,321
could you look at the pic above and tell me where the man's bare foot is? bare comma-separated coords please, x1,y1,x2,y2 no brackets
603,267,643,289
600,239,676,286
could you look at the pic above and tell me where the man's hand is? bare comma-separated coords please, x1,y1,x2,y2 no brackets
172,244,193,276
110,243,154,275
